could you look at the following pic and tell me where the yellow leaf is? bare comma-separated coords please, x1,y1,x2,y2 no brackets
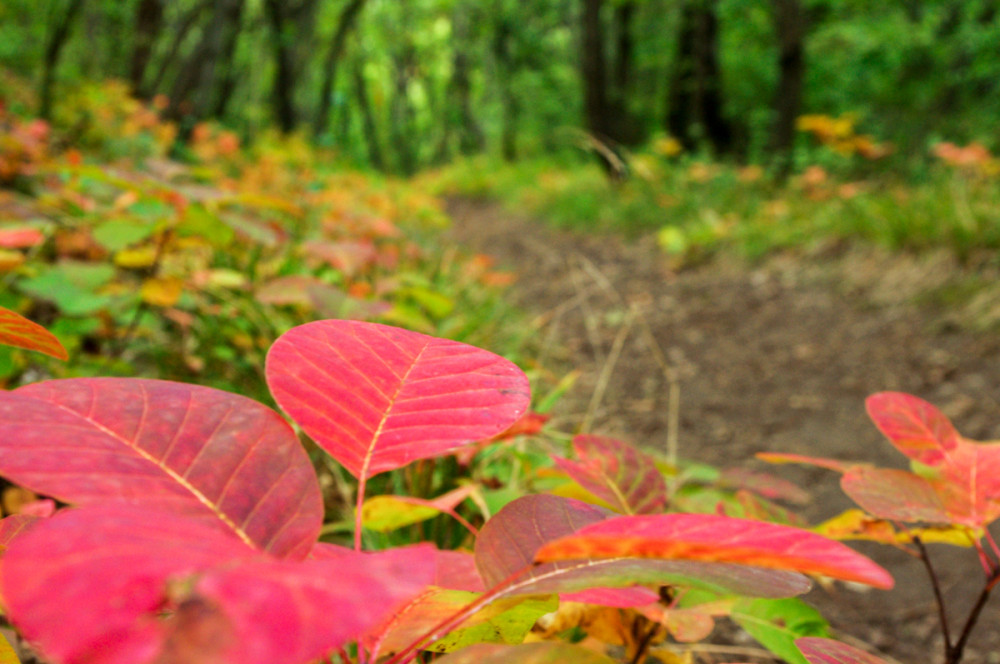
0,250,24,272
140,277,184,307
0,633,20,664
361,495,440,533
114,246,158,268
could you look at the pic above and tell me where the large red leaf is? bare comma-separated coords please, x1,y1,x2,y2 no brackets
554,435,668,515
475,495,812,602
867,392,1000,529
796,637,890,664
534,513,894,589
0,378,322,558
265,320,530,479
0,306,68,360
1,506,436,664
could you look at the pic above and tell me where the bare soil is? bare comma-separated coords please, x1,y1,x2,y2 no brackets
446,197,1000,664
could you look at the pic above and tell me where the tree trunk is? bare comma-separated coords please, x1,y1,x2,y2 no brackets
145,1,209,98
610,0,640,144
314,0,367,137
770,0,806,176
209,0,246,119
580,0,611,139
129,0,164,98
264,0,298,133
665,0,732,155
389,48,418,174
40,0,86,120
353,61,385,171
492,9,519,160
451,10,485,155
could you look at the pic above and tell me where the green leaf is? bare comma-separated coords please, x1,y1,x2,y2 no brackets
92,219,156,252
732,598,829,664
18,262,116,316
428,595,558,653
177,204,234,247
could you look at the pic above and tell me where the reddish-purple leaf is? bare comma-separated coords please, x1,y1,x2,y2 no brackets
0,306,68,360
266,320,530,479
0,378,322,558
432,642,617,664
554,435,668,515
535,513,894,589
796,637,890,664
841,467,951,523
1,506,436,664
866,392,961,464
476,495,812,601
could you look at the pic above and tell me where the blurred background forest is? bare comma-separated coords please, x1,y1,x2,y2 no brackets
3,0,999,173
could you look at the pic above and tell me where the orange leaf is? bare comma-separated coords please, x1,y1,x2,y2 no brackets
0,307,68,360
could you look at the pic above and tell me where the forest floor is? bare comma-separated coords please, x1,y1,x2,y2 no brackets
447,197,1000,664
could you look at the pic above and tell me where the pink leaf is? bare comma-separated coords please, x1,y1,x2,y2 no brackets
266,320,530,479
796,637,891,664
0,227,44,248
554,435,668,515
1,506,436,664
867,392,1000,529
0,306,68,360
475,495,812,601
535,513,894,589
0,378,323,558
866,392,962,464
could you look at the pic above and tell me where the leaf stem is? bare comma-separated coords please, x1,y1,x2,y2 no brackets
355,474,368,552
949,568,1000,664
914,536,952,659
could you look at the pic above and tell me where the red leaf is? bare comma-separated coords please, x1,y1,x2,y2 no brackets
0,378,323,558
866,392,1000,529
475,495,812,601
840,467,951,523
1,506,436,664
796,637,891,664
301,240,376,278
554,435,668,515
266,320,530,479
0,513,39,550
534,513,893,589
866,392,961,465
0,227,44,248
0,306,68,360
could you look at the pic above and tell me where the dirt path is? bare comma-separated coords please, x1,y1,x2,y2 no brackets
447,198,1000,664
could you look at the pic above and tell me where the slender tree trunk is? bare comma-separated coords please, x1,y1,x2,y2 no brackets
209,0,246,118
581,0,611,139
264,0,298,133
314,0,368,137
770,0,806,176
665,0,732,155
353,61,384,170
40,0,86,120
145,1,209,98
389,48,417,174
492,10,519,160
610,0,639,144
129,0,164,98
452,11,485,155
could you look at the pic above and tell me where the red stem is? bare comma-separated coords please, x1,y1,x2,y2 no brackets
354,475,368,552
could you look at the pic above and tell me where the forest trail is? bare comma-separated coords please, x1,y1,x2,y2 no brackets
447,197,1000,663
